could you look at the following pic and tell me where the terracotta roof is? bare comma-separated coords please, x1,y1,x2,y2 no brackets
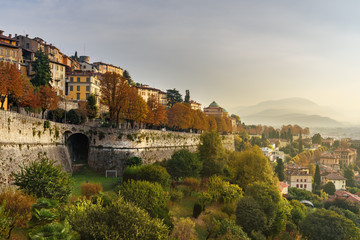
279,182,289,191
334,191,360,204
0,41,19,49
135,85,162,92
323,173,346,180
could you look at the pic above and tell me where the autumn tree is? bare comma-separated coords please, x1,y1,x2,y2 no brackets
167,88,182,107
100,72,130,127
145,95,167,128
39,85,58,119
31,50,52,87
167,103,192,130
0,62,23,109
124,87,148,128
207,116,217,131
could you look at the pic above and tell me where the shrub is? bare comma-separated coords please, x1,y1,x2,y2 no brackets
47,108,65,122
170,190,184,202
171,218,197,240
193,202,202,218
13,155,71,202
122,164,171,188
125,156,142,167
81,183,103,199
207,175,243,203
118,180,169,213
67,198,169,240
29,222,80,240
67,109,87,125
166,149,202,180
182,177,201,192
322,181,336,195
0,201,11,239
0,189,36,238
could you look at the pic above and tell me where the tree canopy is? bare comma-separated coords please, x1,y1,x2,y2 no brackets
166,88,182,107
31,50,52,87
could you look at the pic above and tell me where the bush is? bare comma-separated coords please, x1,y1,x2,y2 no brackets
182,177,201,192
125,156,142,167
0,201,11,239
170,190,184,202
118,180,169,213
207,175,243,203
0,189,36,238
166,149,202,180
171,218,197,240
29,222,80,240
193,202,202,218
322,181,336,195
122,164,171,188
47,108,65,122
81,183,103,199
67,198,169,239
13,155,71,202
67,109,86,124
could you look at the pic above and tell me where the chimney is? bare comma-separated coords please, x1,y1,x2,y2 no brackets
8,34,11,38
15,34,17,37
0,30,3,36
26,34,28,38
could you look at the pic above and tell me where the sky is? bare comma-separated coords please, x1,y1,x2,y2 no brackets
2,0,360,122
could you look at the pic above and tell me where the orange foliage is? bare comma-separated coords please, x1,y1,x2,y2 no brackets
39,85,58,118
81,182,103,199
145,95,167,126
0,62,23,109
167,103,192,130
124,87,149,127
0,189,36,238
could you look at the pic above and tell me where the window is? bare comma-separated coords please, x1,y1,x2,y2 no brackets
304,179,306,182
304,184,307,188
86,86,90,92
70,86,73,91
86,93,89,99
76,93,80,100
300,179,303,182
77,86,80,91
86,77,90,82
77,77,80,82
296,179,299,182
296,184,299,188
70,77,73,82
300,184,303,188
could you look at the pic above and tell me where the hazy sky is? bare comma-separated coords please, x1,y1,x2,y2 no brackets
2,0,360,122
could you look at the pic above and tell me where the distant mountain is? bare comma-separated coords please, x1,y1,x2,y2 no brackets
231,98,342,127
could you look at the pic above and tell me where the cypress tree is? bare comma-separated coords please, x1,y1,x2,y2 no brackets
275,157,285,181
314,164,321,190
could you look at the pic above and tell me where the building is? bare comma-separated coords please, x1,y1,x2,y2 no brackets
321,173,346,191
279,182,289,195
189,100,202,111
79,56,99,72
66,72,101,106
270,150,285,162
331,191,360,205
203,101,229,118
334,148,357,165
50,61,66,96
320,152,340,171
93,62,123,75
135,85,167,106
0,30,22,68
287,169,313,192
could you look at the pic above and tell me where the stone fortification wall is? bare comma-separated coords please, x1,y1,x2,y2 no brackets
0,110,235,182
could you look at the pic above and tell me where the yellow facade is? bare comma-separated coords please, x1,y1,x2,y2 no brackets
66,74,101,105
0,30,22,67
1,96,8,111
93,62,123,75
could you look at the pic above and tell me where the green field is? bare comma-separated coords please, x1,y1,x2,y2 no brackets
70,166,119,196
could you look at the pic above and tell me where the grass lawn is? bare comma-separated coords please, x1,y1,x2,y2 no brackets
169,195,196,219
71,165,119,197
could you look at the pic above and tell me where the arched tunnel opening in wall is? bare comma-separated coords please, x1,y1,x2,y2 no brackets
67,133,89,164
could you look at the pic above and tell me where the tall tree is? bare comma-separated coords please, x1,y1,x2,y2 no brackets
86,93,98,119
100,72,130,127
314,164,321,191
123,70,135,86
145,95,167,127
166,88,182,107
166,103,192,130
39,85,58,119
124,87,148,128
198,131,225,177
344,167,355,187
184,90,190,103
275,158,285,181
312,133,323,145
31,50,52,87
0,62,23,109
